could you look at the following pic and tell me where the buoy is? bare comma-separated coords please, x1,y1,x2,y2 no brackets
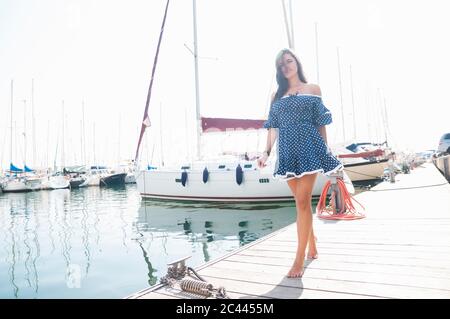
202,167,209,183
181,171,188,187
316,174,365,220
236,164,243,185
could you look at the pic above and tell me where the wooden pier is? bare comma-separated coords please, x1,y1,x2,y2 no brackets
127,162,450,299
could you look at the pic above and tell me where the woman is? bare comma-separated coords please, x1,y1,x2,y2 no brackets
258,48,343,278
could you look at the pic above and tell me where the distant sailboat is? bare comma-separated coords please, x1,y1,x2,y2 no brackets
44,100,70,190
2,80,30,192
21,96,45,191
333,143,388,182
330,45,389,182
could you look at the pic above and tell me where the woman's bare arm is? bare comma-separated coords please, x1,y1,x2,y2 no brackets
264,128,278,155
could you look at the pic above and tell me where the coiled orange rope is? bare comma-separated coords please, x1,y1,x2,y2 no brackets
316,178,365,220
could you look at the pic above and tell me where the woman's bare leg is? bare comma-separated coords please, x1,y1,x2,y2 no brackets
308,227,318,259
288,180,318,259
286,173,318,277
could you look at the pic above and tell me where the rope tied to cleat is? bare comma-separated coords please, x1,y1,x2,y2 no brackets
160,256,229,299
316,171,365,220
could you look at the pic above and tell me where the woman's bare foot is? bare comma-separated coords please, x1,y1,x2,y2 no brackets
307,250,318,259
287,260,304,278
307,236,318,259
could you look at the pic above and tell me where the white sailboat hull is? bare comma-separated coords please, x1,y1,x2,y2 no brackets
136,166,354,202
46,176,70,189
343,159,389,182
1,179,30,192
25,176,45,191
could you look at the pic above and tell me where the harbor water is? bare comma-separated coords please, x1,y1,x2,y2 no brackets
0,185,300,298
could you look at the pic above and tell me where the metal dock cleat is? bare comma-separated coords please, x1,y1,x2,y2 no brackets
160,255,229,299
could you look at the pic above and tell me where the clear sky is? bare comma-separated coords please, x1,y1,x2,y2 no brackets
1,0,449,169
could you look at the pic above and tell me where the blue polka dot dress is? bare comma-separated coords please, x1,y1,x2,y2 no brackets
263,94,343,180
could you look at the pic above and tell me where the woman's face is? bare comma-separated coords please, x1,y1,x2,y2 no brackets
278,53,298,80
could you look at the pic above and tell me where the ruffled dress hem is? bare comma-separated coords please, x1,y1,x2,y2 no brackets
273,163,343,181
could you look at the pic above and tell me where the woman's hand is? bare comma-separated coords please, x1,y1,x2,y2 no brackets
257,153,269,169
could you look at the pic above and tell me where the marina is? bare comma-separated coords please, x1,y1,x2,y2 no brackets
1,0,450,302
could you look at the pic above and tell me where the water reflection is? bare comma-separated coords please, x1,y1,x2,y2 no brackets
0,186,297,298
137,199,297,262
134,235,158,287
7,201,19,298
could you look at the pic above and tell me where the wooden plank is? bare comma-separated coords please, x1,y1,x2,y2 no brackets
243,245,450,262
250,235,450,250
273,230,450,242
203,260,450,291
198,266,450,299
294,231,450,237
262,240,450,254
197,275,382,299
310,225,450,232
225,254,450,279
236,249,450,269
269,235,450,248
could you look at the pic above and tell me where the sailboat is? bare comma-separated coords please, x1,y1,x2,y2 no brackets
2,80,31,192
42,100,70,190
333,142,388,182
135,1,354,202
331,48,389,183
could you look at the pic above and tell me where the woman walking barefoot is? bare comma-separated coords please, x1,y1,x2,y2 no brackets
258,49,343,278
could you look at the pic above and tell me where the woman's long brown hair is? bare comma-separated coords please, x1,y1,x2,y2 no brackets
272,48,308,104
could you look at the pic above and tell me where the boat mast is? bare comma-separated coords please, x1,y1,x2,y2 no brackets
377,88,388,146
118,114,121,166
134,0,170,162
23,99,27,169
82,100,86,165
336,47,345,142
61,100,65,170
93,123,96,166
383,97,389,147
159,102,164,166
46,120,50,169
80,119,83,166
373,89,380,143
281,0,293,49
184,106,190,163
10,80,13,169
349,65,356,140
288,0,295,50
192,0,202,160
32,79,36,167
315,22,320,85
365,82,372,142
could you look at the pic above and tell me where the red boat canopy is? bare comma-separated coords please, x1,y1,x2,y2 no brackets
338,149,385,159
201,117,265,133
